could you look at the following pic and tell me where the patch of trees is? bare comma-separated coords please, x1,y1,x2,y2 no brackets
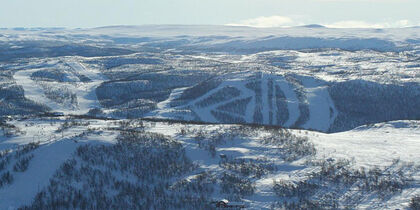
13,154,34,172
195,86,241,108
171,78,222,107
410,195,420,210
109,99,157,119
0,142,40,188
38,82,78,107
275,85,289,125
220,172,255,199
220,157,275,179
96,80,171,108
0,83,49,117
272,158,415,208
329,80,420,132
14,142,40,158
211,110,246,124
0,171,13,188
216,97,252,116
261,129,316,161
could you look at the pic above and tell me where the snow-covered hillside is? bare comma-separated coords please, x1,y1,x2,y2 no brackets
148,71,337,132
0,117,419,209
0,25,419,209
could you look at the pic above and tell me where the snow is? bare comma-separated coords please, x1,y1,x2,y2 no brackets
310,120,420,168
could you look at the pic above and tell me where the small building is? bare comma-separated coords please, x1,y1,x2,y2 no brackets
214,199,246,209
216,199,229,208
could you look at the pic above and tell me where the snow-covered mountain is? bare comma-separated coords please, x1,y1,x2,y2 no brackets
0,25,419,209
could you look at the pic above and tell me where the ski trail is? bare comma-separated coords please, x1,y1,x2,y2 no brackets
13,69,64,112
301,78,337,132
66,61,107,114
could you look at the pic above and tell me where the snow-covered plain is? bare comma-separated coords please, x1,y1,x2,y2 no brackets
0,25,419,209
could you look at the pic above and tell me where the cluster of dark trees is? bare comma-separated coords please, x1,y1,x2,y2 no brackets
0,81,49,117
329,80,420,132
211,110,246,124
273,158,414,208
0,142,40,188
38,82,77,106
410,195,420,210
216,97,251,116
195,86,240,108
261,129,316,161
220,157,275,179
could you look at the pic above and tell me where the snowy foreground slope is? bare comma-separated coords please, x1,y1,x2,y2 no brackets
0,26,419,209
0,118,419,209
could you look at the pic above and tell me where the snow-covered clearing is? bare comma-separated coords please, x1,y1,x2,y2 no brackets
311,120,420,168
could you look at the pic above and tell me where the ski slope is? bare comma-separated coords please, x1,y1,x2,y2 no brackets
13,60,107,115
301,77,337,131
149,71,337,132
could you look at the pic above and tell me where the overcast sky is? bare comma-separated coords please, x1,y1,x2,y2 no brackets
1,0,419,28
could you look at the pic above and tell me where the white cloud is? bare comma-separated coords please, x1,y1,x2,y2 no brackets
226,16,298,28
227,16,417,28
324,20,414,28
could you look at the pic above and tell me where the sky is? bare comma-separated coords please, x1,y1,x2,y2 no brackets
0,0,419,28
